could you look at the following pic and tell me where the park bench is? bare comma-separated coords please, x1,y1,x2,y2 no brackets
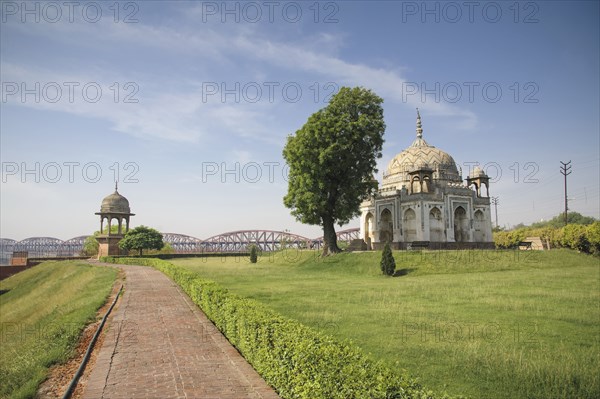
518,241,533,250
407,241,430,250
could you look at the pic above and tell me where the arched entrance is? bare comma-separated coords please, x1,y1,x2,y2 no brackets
404,208,417,242
429,207,443,241
379,209,393,243
453,206,468,242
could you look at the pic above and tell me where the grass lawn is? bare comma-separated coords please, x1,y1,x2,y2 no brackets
0,261,116,399
172,249,600,399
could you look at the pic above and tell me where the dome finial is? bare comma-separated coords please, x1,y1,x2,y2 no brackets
115,181,118,192
416,108,423,139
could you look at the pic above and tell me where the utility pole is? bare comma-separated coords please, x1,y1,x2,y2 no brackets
491,196,499,228
560,161,572,226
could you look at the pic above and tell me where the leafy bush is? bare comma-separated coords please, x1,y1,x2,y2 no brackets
586,222,600,255
493,230,526,249
102,256,454,399
530,212,597,228
562,224,591,253
493,222,600,256
380,242,396,276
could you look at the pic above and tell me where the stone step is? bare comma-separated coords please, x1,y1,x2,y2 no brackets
524,236,545,250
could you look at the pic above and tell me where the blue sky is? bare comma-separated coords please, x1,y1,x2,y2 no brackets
1,1,599,241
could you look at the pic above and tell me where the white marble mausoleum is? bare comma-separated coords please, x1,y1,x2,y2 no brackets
359,110,494,250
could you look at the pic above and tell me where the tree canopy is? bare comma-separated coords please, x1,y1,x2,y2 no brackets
283,87,385,255
530,212,597,228
118,226,164,256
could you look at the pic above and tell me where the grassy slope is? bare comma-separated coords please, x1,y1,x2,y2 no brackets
173,249,600,399
0,261,116,399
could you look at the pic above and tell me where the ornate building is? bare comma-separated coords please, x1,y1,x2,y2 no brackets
95,184,135,258
359,110,493,249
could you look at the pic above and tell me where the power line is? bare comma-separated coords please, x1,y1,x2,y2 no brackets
560,161,572,226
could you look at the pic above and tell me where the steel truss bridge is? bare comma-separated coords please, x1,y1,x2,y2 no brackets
0,228,360,263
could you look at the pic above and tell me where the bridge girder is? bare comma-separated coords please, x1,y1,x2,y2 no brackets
13,237,64,258
1,227,361,259
161,233,205,253
58,235,91,256
201,230,314,252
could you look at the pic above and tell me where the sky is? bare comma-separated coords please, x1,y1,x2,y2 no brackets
1,0,599,242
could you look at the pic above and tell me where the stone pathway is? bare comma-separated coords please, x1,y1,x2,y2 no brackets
83,264,280,399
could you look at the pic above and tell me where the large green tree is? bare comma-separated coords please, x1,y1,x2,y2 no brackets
283,87,385,255
118,226,164,256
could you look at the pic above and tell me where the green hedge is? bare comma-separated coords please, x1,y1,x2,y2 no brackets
493,222,600,255
492,230,526,249
109,252,249,259
102,256,455,399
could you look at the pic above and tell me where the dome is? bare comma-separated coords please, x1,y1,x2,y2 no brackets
382,111,462,189
99,188,131,214
469,166,487,178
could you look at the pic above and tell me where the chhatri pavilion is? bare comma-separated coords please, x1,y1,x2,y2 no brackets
95,184,135,257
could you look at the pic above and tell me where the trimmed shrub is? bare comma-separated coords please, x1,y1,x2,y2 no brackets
380,242,396,276
249,245,258,264
102,256,454,399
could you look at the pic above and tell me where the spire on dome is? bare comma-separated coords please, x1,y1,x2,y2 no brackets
115,181,118,193
410,108,430,148
416,108,423,138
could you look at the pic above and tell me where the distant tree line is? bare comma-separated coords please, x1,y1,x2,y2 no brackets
493,212,599,255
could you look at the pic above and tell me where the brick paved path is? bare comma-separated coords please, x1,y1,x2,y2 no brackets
83,264,280,399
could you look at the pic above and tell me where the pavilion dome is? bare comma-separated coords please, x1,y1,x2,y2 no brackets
382,111,462,189
99,187,131,214
469,166,487,178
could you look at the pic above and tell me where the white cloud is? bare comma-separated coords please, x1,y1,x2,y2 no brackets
2,16,478,145
232,35,477,123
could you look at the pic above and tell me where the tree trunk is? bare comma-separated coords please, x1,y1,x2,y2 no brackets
322,216,342,256
139,248,143,256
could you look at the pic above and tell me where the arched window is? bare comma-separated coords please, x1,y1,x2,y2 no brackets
411,176,421,193
422,175,431,193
